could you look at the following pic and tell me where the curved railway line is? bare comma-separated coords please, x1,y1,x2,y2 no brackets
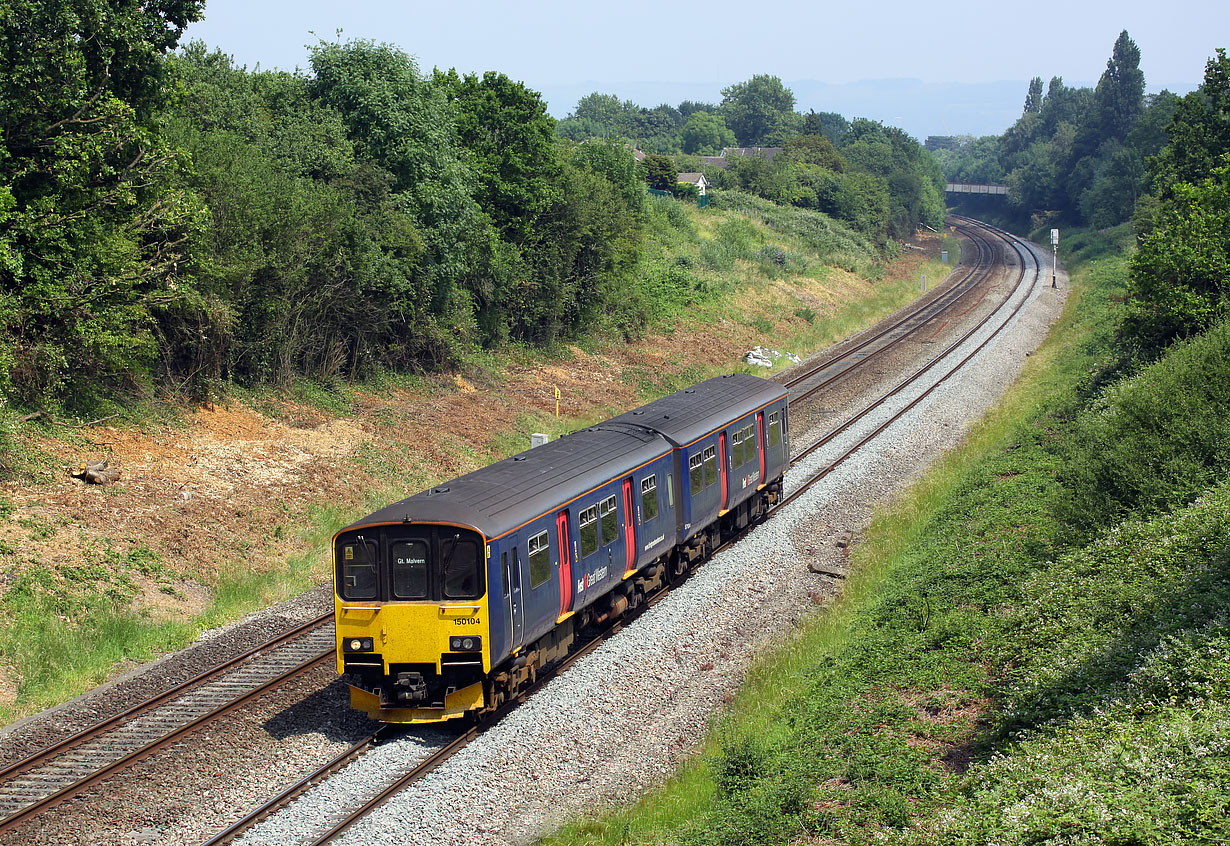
202,216,1044,846
0,216,1040,845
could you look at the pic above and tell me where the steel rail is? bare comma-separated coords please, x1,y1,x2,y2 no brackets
0,626,336,836
781,220,996,401
783,218,1039,504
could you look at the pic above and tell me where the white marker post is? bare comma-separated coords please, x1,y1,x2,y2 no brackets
1050,228,1060,288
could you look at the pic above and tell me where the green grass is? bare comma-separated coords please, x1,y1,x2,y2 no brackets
542,230,1230,845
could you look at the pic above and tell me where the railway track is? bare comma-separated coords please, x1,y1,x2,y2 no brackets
200,217,1044,845
0,614,335,836
782,218,1005,404
0,216,1037,845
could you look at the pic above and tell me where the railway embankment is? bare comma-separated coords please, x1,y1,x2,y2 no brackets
541,227,1230,845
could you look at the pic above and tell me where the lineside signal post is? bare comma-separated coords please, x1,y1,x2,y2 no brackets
1050,228,1059,288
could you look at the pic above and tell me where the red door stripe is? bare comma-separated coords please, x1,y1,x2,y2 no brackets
622,479,636,574
757,411,766,483
556,511,572,614
719,433,728,509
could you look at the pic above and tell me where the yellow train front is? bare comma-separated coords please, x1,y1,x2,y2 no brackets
334,521,492,723
333,374,790,724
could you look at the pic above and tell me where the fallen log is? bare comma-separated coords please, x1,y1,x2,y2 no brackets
72,458,121,485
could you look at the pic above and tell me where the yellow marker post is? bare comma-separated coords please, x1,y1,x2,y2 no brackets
554,386,560,417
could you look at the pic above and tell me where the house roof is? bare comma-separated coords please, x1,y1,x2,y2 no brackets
677,172,706,184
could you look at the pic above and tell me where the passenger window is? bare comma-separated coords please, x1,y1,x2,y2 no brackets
667,474,674,507
579,505,599,558
703,445,717,487
731,429,744,467
442,538,481,599
390,539,429,599
340,540,378,600
745,425,757,461
600,495,618,544
689,453,703,495
640,475,658,522
501,551,510,598
769,411,781,447
528,531,551,589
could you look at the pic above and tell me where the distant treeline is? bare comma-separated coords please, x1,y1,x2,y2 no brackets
935,31,1178,230
559,77,947,241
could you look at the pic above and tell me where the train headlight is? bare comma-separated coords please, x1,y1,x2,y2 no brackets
449,635,482,652
343,637,374,652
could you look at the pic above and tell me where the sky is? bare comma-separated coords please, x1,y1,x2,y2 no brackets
184,0,1228,138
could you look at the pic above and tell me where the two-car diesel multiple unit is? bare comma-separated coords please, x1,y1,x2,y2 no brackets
333,374,789,724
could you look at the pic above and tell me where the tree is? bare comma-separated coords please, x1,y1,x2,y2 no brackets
782,134,846,172
1094,31,1145,143
720,75,798,147
0,0,206,407
434,69,560,245
642,154,677,191
1123,157,1230,356
1150,49,1230,194
801,110,849,145
309,39,481,353
680,111,735,155
1024,76,1044,114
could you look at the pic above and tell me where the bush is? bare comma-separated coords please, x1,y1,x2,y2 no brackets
1056,318,1230,538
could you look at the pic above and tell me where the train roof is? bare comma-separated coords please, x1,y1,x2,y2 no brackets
602,374,787,448
342,425,671,540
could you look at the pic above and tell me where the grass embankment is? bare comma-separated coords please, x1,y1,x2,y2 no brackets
541,228,1230,845
0,194,950,726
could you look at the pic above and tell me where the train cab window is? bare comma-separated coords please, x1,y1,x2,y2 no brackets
689,454,703,495
579,505,599,558
390,539,429,599
744,424,757,460
442,536,482,599
640,475,658,522
731,429,744,467
528,531,551,589
768,411,781,447
599,495,618,545
339,539,378,600
703,445,717,487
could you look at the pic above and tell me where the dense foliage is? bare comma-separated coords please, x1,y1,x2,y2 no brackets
0,0,206,406
0,3,650,410
557,76,943,240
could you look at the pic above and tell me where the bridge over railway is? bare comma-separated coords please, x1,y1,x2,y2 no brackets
946,182,1008,196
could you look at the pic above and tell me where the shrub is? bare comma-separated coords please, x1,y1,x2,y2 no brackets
1056,318,1230,538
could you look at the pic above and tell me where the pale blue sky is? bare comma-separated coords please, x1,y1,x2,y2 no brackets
185,0,1227,136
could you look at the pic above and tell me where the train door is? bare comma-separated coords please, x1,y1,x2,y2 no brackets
718,432,729,511
556,510,572,618
757,411,766,486
506,544,524,650
621,478,636,575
